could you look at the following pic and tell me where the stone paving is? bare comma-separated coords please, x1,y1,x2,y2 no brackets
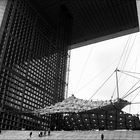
0,130,140,140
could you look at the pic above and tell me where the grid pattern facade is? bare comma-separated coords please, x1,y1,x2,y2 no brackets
0,0,72,130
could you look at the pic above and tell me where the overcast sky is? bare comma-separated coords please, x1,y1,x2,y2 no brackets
68,32,140,115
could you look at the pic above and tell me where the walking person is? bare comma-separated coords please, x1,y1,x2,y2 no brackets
101,133,104,140
40,131,43,137
29,131,32,137
44,130,46,136
48,128,50,136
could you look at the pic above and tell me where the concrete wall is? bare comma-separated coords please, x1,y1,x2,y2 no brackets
0,0,7,28
136,0,140,28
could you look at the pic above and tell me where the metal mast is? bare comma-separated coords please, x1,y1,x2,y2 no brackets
115,68,119,99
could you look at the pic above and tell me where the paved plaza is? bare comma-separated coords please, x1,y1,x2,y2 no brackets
0,130,140,140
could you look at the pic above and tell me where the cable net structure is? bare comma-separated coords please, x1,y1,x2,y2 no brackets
34,95,130,114
33,95,140,130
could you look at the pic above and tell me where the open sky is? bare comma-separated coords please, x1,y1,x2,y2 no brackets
68,32,140,115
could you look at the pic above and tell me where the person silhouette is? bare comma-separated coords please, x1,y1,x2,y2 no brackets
101,134,104,140
29,132,32,137
48,128,50,136
44,130,46,136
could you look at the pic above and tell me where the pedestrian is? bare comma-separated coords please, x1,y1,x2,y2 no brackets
101,133,104,140
29,131,32,137
44,130,46,136
48,128,50,136
40,131,43,137
38,132,40,137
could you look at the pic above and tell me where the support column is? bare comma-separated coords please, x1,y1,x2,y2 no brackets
0,0,8,28
136,0,140,28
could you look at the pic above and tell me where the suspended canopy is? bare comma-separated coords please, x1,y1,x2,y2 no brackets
33,95,130,115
